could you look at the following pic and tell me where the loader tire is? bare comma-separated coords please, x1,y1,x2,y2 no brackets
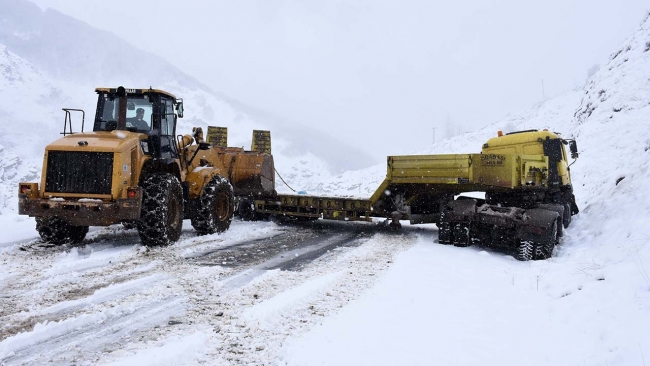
191,175,234,235
137,173,184,246
516,240,534,261
534,219,558,260
36,217,88,244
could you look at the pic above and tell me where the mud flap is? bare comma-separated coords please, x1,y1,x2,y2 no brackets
570,194,580,215
516,208,559,242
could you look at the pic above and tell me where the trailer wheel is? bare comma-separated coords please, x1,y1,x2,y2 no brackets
238,198,269,221
36,217,88,244
138,173,184,246
191,175,234,235
534,219,558,260
238,198,256,221
121,221,137,230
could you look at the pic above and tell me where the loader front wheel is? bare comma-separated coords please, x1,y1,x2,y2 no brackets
36,217,88,244
191,176,234,235
137,173,184,246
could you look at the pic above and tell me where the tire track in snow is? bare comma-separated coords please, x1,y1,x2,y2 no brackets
174,228,422,365
1,219,431,364
1,294,187,365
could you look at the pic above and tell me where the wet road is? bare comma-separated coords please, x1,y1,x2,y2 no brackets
184,220,384,270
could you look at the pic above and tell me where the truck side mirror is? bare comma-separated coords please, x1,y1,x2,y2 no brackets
569,140,579,159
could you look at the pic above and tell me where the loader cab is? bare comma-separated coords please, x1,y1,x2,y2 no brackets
93,86,184,160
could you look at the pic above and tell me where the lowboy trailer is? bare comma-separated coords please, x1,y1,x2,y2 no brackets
246,129,579,261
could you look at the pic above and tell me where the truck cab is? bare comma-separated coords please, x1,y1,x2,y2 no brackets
482,129,578,188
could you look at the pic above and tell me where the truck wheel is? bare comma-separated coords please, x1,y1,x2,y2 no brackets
137,173,184,246
534,219,558,260
438,222,453,244
437,209,453,244
562,203,571,228
452,223,471,247
191,176,234,235
36,217,88,244
516,240,534,261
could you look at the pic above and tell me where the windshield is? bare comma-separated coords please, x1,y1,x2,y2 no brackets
94,94,153,132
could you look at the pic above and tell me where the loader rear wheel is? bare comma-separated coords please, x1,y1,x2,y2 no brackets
137,173,184,246
191,176,234,235
36,217,88,244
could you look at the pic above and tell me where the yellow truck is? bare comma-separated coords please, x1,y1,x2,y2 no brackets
18,86,276,246
250,129,579,261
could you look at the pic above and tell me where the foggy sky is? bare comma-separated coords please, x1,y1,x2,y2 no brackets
30,0,649,161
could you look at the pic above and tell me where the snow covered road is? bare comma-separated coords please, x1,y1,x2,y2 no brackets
0,218,418,365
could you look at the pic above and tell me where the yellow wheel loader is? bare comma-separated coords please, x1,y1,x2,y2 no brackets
18,86,275,246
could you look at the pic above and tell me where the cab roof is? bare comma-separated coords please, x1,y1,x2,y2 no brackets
95,87,177,100
484,130,560,148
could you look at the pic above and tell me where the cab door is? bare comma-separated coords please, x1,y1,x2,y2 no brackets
158,97,179,160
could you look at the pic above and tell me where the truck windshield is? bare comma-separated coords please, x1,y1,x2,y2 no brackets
94,94,153,132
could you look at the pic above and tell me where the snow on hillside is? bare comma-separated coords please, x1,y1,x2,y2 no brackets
0,45,63,214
